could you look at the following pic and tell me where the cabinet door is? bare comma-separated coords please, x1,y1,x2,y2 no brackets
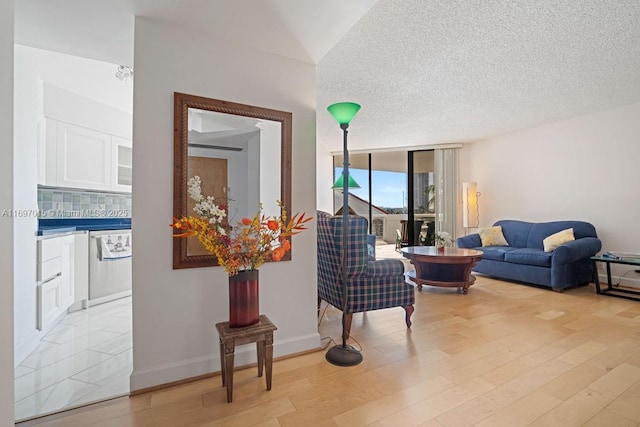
112,136,132,192
69,232,89,312
38,118,55,185
60,235,75,311
56,122,112,190
38,275,61,331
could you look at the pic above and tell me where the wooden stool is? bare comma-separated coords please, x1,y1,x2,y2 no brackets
215,314,277,403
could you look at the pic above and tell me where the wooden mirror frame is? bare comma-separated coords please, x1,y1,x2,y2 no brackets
173,92,292,269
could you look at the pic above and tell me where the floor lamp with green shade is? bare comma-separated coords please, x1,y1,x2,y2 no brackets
326,101,363,367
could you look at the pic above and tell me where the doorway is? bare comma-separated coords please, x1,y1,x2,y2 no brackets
13,46,134,421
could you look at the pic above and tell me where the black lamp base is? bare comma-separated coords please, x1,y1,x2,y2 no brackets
325,344,363,367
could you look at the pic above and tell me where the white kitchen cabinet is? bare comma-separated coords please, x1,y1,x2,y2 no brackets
60,235,75,310
39,118,132,192
56,121,113,190
112,136,133,191
69,231,89,312
37,234,75,331
38,275,62,331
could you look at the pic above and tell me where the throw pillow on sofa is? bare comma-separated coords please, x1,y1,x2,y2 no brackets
543,228,575,252
478,226,509,247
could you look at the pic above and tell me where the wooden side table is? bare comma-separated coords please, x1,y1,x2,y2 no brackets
215,314,277,403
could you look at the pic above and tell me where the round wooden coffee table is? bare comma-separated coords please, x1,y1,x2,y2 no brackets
400,246,483,294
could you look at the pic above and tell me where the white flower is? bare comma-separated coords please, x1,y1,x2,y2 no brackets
188,176,227,225
435,231,453,246
188,176,203,202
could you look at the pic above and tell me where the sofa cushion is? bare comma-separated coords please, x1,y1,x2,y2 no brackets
527,221,597,250
478,226,509,247
480,246,517,261
504,248,553,267
493,220,534,248
543,228,575,252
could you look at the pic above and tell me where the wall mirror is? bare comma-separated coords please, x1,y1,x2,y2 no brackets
173,92,292,269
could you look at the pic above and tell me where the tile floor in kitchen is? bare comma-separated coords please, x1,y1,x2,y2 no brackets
14,296,132,421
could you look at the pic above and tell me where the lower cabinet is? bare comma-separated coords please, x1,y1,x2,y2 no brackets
60,235,75,310
38,275,62,331
37,234,75,331
69,231,89,312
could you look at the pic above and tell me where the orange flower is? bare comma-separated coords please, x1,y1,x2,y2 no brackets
272,246,285,261
172,181,312,275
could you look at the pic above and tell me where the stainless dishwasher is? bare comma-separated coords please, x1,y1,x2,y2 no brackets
89,229,132,305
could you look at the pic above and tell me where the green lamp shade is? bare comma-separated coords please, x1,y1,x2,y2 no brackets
327,102,361,125
332,175,361,189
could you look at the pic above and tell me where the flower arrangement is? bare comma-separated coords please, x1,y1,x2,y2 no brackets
435,230,453,247
171,176,311,276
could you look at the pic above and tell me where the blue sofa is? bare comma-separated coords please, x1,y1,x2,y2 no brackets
456,220,602,291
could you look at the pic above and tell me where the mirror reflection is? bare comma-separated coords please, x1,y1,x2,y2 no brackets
173,93,292,269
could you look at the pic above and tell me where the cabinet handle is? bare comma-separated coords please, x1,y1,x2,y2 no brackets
41,272,62,285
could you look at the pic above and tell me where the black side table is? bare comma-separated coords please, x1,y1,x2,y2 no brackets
591,255,640,301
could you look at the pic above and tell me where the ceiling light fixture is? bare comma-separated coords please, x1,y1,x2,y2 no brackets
115,65,133,81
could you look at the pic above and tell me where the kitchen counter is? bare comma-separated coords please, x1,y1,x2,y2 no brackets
38,218,131,236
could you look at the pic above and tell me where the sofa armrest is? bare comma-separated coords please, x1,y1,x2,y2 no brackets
457,233,481,248
552,237,602,264
367,259,405,277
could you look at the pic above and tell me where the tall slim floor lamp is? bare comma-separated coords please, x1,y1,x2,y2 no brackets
326,101,363,367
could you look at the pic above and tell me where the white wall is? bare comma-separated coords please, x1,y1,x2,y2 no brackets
316,140,335,212
1,0,14,423
131,18,318,391
13,44,40,365
464,102,640,272
16,46,133,114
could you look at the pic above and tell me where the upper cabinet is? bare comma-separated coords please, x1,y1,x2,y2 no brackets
38,83,133,192
113,136,133,191
39,118,132,192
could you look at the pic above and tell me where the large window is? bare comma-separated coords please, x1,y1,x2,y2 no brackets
333,150,436,246
332,148,458,250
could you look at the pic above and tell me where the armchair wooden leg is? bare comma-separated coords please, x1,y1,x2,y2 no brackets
343,313,353,340
403,304,414,328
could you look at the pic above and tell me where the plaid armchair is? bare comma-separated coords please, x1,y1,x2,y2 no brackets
317,211,415,337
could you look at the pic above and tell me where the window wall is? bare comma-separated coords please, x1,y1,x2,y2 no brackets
333,150,437,247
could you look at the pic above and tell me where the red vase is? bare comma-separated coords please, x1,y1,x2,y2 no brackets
228,270,259,328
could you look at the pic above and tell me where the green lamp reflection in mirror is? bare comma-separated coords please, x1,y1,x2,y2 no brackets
331,174,361,189
325,101,364,367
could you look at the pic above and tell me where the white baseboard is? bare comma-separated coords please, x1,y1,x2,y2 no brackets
597,273,640,289
129,332,321,392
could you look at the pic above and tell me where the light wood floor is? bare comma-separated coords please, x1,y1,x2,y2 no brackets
19,276,640,426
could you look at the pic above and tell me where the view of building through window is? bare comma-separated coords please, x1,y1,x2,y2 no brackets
333,150,436,246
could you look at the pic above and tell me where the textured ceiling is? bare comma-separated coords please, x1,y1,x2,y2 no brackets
14,0,640,154
317,0,640,152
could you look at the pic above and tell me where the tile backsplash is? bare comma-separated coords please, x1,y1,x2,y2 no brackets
38,186,131,218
